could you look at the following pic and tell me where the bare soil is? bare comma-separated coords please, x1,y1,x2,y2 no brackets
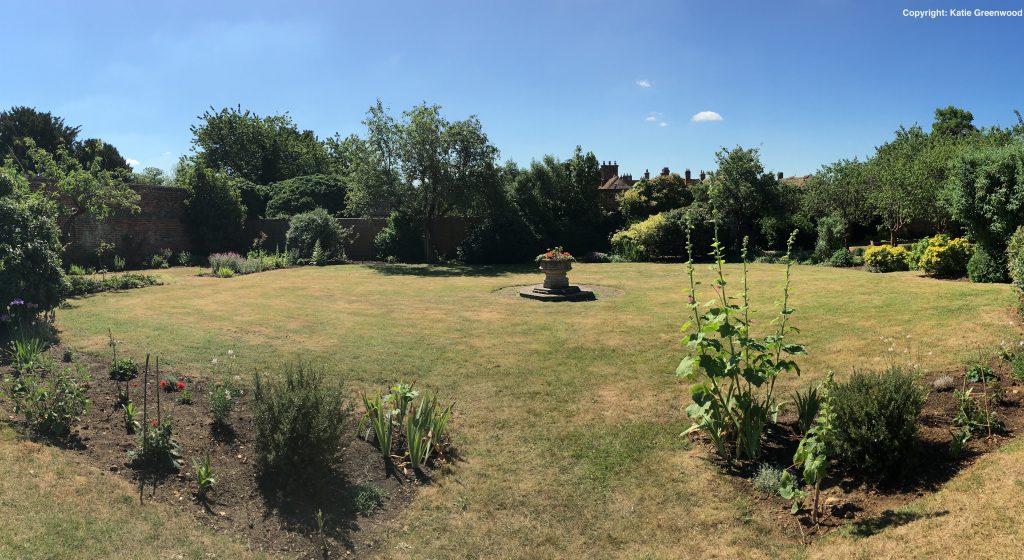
0,346,447,559
707,360,1024,543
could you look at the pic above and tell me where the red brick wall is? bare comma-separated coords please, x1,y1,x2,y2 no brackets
65,184,192,265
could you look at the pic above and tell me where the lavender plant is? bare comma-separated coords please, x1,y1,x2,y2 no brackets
677,226,804,461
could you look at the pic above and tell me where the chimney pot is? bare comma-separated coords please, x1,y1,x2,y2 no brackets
685,169,692,181
777,171,784,180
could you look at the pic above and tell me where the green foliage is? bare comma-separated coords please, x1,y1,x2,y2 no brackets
966,364,996,383
946,141,1024,256
932,106,977,138
133,166,170,185
129,420,184,471
192,452,216,500
122,401,139,434
285,208,354,263
868,125,948,244
828,367,925,478
251,363,348,483
863,244,910,273
176,251,192,267
793,386,821,434
359,381,455,471
108,357,140,382
179,158,246,254
4,364,91,439
813,215,847,262
610,207,692,261
352,483,385,516
967,246,1008,283
752,463,784,495
678,229,805,461
780,372,835,523
953,381,1004,435
373,211,423,261
0,180,68,313
1009,227,1024,313
949,427,971,459
618,173,693,224
208,379,238,428
67,273,160,297
1013,353,1024,382
8,337,47,375
265,174,348,218
802,159,871,244
214,267,235,278
189,106,329,185
917,235,974,278
827,248,856,268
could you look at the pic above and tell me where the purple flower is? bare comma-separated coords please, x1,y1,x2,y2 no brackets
9,299,24,306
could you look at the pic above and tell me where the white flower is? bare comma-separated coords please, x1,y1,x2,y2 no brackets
212,358,219,365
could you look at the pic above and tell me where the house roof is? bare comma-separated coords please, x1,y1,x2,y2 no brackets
598,176,635,190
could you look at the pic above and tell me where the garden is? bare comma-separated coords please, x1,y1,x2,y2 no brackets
5,103,1024,559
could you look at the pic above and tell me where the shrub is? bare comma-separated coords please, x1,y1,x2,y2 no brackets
917,235,974,278
214,267,235,278
1009,227,1024,313
285,208,354,264
968,246,1008,283
908,238,929,270
4,365,91,439
0,187,67,315
209,379,238,428
1013,354,1024,382
828,367,925,478
813,215,846,263
208,252,244,273
129,420,184,471
352,483,385,516
109,357,140,382
752,464,784,494
147,254,169,269
826,248,856,268
610,208,690,261
359,381,455,471
8,337,47,375
863,244,910,273
67,273,160,297
374,211,423,262
251,363,348,483
177,251,193,267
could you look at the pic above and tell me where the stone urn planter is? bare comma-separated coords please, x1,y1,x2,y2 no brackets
539,259,572,289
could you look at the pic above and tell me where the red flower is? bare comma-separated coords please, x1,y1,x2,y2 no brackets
150,419,157,428
176,381,186,391
159,380,167,389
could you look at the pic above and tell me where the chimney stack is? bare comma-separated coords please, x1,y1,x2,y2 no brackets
699,170,706,181
660,166,670,176
644,169,650,180
684,169,692,182
777,171,784,180
600,161,619,183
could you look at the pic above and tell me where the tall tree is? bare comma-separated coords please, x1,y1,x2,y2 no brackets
802,158,871,248
932,106,977,138
347,101,500,259
190,106,329,185
703,146,791,248
73,138,131,172
0,106,81,171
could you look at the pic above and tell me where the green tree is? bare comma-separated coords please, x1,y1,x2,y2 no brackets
932,106,977,139
265,174,348,218
178,156,246,254
0,170,67,314
72,138,131,172
0,106,80,171
702,146,792,248
347,101,501,259
867,126,944,244
133,167,170,185
802,158,871,248
618,172,693,225
190,106,329,185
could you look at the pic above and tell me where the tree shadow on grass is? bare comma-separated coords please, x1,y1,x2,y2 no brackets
841,508,949,538
365,263,533,277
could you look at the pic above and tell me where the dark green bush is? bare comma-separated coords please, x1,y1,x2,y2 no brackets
251,363,348,484
0,184,67,314
181,160,246,254
266,174,348,218
968,246,1008,283
828,367,926,478
827,248,856,268
5,365,91,439
374,211,424,262
285,208,354,264
67,273,160,297
813,215,846,263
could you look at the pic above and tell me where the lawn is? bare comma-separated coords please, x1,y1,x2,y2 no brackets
8,262,1021,559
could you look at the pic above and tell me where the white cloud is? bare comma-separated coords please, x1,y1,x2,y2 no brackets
691,111,723,122
644,111,662,122
126,158,140,167
659,122,668,128
636,79,652,88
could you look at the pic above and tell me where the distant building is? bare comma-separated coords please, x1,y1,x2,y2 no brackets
596,161,706,209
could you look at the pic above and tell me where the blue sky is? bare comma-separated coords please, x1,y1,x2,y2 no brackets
2,0,1022,177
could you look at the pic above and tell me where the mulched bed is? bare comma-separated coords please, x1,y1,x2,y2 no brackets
703,359,1024,543
0,346,447,559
